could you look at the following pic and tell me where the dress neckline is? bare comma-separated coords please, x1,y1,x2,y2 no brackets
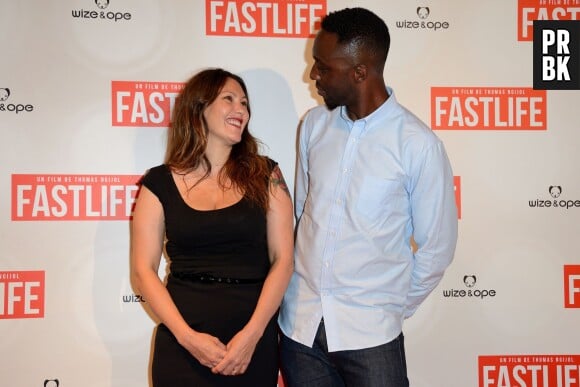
163,164,245,212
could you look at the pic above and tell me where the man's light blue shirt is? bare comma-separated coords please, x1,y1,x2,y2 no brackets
279,88,458,352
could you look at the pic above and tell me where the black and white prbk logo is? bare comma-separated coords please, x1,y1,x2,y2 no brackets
533,20,580,90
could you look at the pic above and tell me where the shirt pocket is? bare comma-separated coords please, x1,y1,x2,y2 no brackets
356,176,405,222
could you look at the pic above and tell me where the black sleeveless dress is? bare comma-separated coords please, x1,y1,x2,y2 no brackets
141,164,279,387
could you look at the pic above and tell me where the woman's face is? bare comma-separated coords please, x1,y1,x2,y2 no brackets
203,77,249,147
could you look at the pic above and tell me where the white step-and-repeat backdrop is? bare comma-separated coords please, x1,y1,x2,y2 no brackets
2,1,579,386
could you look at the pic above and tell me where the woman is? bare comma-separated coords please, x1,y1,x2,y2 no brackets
131,68,294,386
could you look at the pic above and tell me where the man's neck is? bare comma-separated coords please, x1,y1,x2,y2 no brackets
346,83,389,120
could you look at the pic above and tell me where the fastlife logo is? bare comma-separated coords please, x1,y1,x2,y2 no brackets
0,271,45,319
479,355,580,387
564,265,580,308
112,81,183,127
205,0,326,38
11,174,141,221
430,87,547,130
533,20,580,90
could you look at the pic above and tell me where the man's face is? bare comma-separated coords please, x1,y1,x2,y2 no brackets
309,30,357,110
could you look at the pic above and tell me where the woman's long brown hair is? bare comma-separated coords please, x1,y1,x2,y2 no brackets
165,68,270,212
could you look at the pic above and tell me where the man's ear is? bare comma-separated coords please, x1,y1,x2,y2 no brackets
353,64,368,83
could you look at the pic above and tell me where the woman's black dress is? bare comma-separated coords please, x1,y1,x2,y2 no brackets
141,164,279,387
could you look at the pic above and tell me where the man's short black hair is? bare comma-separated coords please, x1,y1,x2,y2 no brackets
321,7,390,68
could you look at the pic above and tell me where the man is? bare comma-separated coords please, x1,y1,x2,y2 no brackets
279,7,458,387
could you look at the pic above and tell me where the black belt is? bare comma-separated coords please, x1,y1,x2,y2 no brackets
171,272,265,284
